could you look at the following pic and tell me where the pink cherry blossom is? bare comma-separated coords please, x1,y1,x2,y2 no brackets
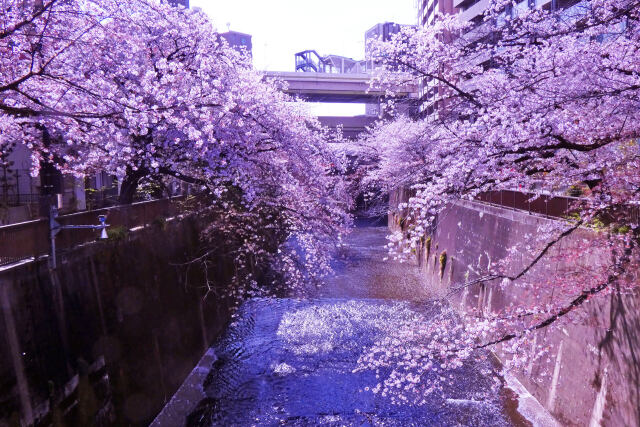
354,0,640,402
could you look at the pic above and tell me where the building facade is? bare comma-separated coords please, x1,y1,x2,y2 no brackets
220,31,253,59
364,22,417,116
416,0,579,117
416,0,459,117
364,22,416,72
168,0,189,8
0,145,90,225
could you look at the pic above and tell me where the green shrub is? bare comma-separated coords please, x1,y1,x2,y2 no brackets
439,251,447,278
612,224,631,234
152,215,167,230
567,185,583,197
564,212,582,222
107,225,128,242
588,217,606,231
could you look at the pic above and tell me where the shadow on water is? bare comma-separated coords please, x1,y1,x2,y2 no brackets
186,225,532,426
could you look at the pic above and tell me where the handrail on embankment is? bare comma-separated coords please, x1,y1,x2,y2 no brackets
392,188,640,223
0,197,186,267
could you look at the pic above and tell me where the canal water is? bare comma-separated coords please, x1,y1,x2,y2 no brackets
184,226,532,426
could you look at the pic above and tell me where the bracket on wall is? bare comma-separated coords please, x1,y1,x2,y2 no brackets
49,204,109,269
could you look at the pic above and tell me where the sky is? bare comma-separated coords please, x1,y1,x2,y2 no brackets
191,0,417,72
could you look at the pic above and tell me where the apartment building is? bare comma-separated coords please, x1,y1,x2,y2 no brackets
416,0,581,116
417,0,457,26
455,0,571,25
364,22,418,116
416,0,462,116
364,22,418,72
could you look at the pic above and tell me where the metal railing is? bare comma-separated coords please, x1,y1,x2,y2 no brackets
476,189,578,218
391,187,640,224
0,168,40,207
476,189,640,223
0,197,186,267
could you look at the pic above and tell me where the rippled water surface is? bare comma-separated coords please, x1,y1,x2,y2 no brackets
186,227,527,426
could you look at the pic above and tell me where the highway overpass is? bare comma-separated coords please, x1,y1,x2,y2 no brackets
263,71,417,103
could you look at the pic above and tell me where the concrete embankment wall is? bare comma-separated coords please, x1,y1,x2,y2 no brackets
0,217,232,426
389,193,640,427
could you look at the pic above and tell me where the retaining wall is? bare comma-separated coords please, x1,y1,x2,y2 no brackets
390,194,640,426
0,216,233,426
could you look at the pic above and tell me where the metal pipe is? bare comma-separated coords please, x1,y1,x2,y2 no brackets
49,205,109,269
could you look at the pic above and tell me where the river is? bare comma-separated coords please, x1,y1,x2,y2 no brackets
178,226,536,426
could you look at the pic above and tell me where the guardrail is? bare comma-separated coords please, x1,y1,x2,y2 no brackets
391,187,640,225
476,190,578,218
477,190,640,224
390,188,582,219
0,197,186,267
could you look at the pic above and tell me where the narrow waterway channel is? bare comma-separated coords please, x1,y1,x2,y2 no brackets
177,225,534,426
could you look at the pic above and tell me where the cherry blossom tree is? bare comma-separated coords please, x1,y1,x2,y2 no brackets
1,0,351,295
355,0,640,401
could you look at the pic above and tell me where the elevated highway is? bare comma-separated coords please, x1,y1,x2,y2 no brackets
263,71,417,104
263,71,416,138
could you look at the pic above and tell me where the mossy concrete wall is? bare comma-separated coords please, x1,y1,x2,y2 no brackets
389,193,640,427
0,217,232,426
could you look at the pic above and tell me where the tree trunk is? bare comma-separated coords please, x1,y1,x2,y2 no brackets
118,167,147,205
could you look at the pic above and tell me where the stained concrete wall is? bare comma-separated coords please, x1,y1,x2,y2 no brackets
390,194,640,426
0,217,232,425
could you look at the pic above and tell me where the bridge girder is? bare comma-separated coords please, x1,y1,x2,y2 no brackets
263,71,417,104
